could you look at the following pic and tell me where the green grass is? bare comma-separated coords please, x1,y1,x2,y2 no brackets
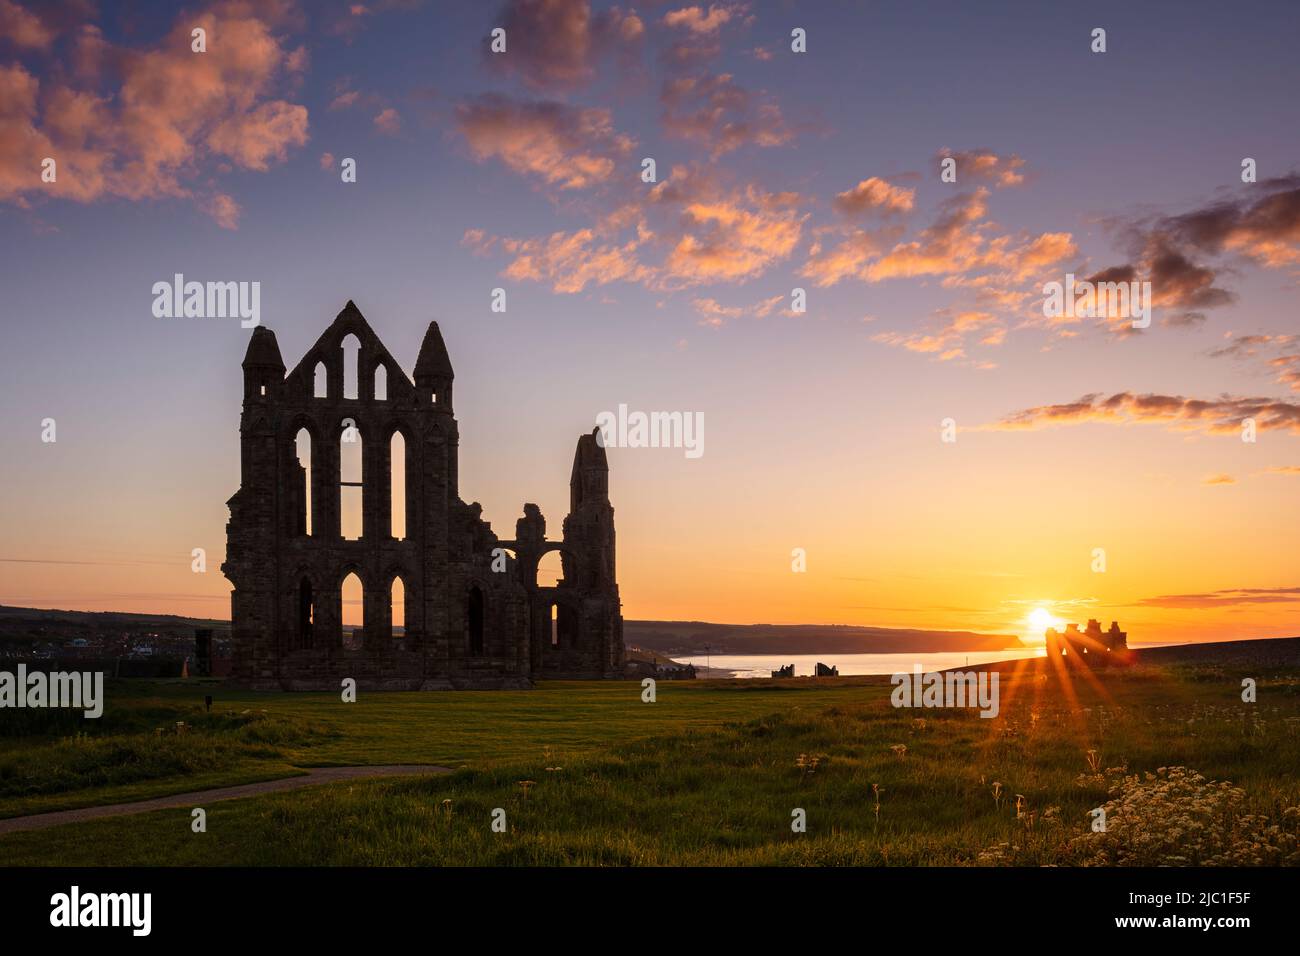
1,663,1298,865
0,677,848,817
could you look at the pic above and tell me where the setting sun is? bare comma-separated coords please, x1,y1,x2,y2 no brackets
1025,607,1064,644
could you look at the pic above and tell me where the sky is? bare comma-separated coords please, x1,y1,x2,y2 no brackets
1,0,1298,645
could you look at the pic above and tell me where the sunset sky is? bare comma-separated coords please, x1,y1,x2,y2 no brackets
1,0,1298,645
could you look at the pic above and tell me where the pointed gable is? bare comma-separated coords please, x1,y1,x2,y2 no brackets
284,300,416,398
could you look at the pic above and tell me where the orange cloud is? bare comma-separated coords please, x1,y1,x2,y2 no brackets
832,177,915,217
497,229,652,294
1272,354,1300,392
0,1,309,226
466,165,804,293
662,5,737,35
979,231,1077,282
801,225,901,287
863,189,990,281
691,292,784,327
805,181,1077,361
871,308,1002,363
455,94,634,190
936,148,1027,187
657,176,805,285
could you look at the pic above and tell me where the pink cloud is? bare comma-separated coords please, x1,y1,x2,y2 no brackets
691,292,785,327
0,0,309,227
655,172,805,286
662,5,737,35
660,72,790,157
204,192,241,229
0,0,55,49
490,228,652,295
936,148,1027,187
485,0,644,90
832,177,915,217
455,94,634,190
330,90,361,110
373,107,401,135
871,309,1002,363
466,165,805,293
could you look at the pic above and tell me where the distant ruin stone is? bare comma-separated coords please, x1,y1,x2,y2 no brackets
1044,619,1130,666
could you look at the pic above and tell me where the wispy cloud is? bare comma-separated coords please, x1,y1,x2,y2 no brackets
660,72,790,157
935,148,1026,188
986,392,1300,436
662,5,739,35
465,164,805,292
1136,587,1300,609
691,292,785,327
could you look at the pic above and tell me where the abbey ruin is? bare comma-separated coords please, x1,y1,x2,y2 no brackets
222,301,624,689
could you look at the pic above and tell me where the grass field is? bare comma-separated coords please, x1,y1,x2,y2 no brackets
1,655,1298,865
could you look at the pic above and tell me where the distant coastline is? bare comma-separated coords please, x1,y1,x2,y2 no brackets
1,605,1295,661
624,619,1022,657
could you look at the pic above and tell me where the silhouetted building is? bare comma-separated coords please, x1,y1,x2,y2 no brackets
771,664,795,678
222,301,624,689
814,662,839,677
1045,619,1129,665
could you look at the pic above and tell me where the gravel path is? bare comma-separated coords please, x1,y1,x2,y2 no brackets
0,765,451,836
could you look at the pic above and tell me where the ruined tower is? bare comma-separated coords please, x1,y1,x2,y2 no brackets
222,301,624,689
1044,619,1130,667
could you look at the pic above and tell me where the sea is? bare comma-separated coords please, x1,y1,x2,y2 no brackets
669,648,1047,679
